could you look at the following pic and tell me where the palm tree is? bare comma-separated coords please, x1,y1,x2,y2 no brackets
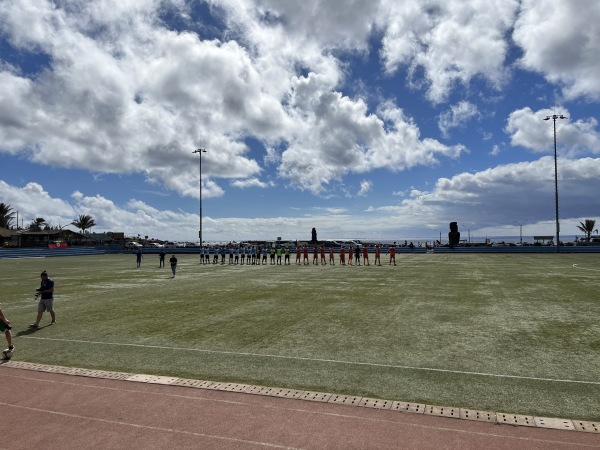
0,203,15,228
28,217,47,232
72,214,96,234
576,219,597,241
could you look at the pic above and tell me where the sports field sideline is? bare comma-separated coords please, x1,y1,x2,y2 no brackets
1,252,599,422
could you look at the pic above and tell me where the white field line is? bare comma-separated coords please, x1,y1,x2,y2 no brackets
573,264,600,272
21,336,600,386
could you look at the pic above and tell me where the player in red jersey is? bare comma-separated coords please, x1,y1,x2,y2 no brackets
340,246,346,265
389,244,396,265
374,244,381,266
303,244,310,265
362,245,370,265
313,245,319,265
329,246,335,265
320,245,326,265
296,245,301,264
348,246,353,265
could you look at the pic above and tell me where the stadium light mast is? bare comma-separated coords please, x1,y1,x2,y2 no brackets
543,114,567,253
514,219,527,244
193,148,207,263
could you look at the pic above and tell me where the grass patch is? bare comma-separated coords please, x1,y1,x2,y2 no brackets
2,253,599,420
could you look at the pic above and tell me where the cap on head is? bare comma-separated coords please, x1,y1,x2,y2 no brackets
41,271,48,277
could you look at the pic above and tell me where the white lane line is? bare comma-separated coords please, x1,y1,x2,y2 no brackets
21,336,600,386
0,401,302,450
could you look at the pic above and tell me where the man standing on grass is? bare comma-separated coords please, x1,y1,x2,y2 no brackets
29,271,56,328
136,248,143,268
159,249,166,268
169,255,178,278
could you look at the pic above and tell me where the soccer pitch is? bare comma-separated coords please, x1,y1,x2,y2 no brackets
2,253,599,421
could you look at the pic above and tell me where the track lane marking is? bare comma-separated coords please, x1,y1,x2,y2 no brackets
1,373,599,449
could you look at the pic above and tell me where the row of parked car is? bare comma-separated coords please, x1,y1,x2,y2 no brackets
125,241,199,249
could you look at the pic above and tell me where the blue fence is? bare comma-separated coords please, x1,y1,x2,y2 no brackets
1,244,598,259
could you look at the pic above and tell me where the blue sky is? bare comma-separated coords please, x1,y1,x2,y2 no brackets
1,0,599,242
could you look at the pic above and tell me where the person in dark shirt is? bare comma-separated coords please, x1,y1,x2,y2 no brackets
169,255,178,278
29,271,56,328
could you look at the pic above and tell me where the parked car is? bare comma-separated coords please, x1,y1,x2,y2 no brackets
163,242,177,248
125,241,142,249
145,242,164,248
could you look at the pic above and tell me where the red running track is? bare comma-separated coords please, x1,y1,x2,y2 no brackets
1,366,598,449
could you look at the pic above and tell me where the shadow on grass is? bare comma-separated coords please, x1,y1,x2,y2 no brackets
15,325,53,337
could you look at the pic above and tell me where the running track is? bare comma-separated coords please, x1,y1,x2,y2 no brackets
1,365,598,449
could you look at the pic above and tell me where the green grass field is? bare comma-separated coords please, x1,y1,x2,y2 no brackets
2,253,599,420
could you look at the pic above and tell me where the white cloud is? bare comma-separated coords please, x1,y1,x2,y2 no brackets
379,0,519,103
357,180,372,197
438,101,479,138
0,0,470,200
513,0,600,101
505,107,600,155
230,178,275,189
389,157,600,233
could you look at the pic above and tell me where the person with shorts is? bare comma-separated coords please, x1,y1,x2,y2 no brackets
159,249,166,268
295,245,301,264
303,244,309,265
374,245,381,266
136,249,143,268
389,244,396,265
363,245,370,265
0,305,14,357
29,271,56,328
284,246,291,265
339,246,346,265
355,245,361,265
320,246,326,265
169,254,178,277
313,245,319,265
262,246,268,265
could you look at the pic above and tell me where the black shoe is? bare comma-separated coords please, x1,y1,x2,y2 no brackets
29,323,39,328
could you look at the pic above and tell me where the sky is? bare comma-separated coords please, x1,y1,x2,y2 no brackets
1,0,599,243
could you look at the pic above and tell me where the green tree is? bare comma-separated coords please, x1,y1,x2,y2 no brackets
576,219,597,241
0,203,15,228
72,214,96,234
28,217,47,232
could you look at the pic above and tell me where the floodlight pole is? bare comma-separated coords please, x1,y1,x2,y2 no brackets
193,148,207,263
543,114,567,253
514,220,527,244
